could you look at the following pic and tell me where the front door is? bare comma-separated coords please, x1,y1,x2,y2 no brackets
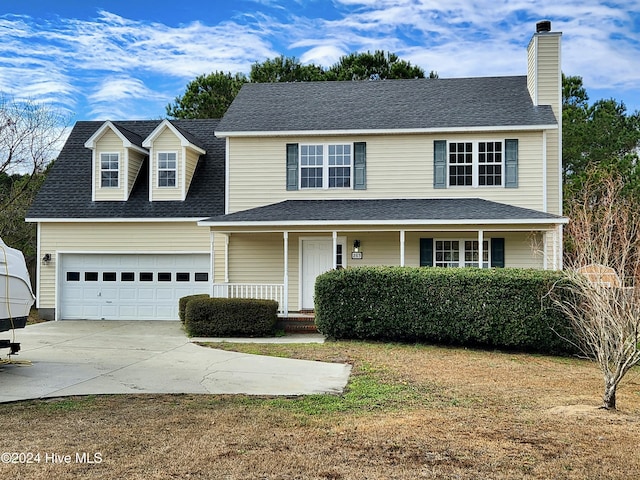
301,239,334,310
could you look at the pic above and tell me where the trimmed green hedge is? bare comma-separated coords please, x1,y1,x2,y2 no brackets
183,297,278,337
315,266,576,354
178,294,209,323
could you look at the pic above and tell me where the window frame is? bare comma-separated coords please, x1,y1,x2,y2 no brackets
434,238,490,268
299,143,352,190
157,151,178,188
447,140,505,188
100,152,120,188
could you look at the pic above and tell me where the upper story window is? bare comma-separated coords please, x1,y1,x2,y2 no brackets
158,152,177,188
434,139,517,189
287,142,366,191
448,141,503,187
300,144,352,189
478,141,503,186
100,153,119,188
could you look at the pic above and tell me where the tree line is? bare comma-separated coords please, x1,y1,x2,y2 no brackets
166,51,434,119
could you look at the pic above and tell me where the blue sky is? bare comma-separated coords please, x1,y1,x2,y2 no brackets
1,0,639,122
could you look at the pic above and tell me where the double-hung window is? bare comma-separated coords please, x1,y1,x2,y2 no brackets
300,145,324,188
300,144,351,189
449,141,503,187
435,139,517,189
478,141,503,186
158,152,177,187
100,153,119,188
448,142,473,186
328,144,351,188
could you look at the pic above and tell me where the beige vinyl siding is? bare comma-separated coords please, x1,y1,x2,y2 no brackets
227,132,549,214
527,32,562,216
412,232,542,269
535,34,561,119
220,229,544,311
150,128,182,201
228,233,284,284
342,231,542,269
213,232,226,283
94,129,125,201
37,222,210,309
527,32,561,114
127,149,146,197
545,129,561,215
184,148,200,195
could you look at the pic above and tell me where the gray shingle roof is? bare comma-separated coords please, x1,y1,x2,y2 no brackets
27,119,224,219
202,199,565,225
216,76,557,134
111,122,144,148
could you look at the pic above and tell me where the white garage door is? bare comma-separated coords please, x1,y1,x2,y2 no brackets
59,254,210,320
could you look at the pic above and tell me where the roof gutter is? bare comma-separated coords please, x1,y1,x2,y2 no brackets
198,217,569,228
215,124,558,138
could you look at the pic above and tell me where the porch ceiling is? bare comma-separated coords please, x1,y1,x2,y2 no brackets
199,198,567,230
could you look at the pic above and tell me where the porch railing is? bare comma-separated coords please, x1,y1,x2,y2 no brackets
212,283,285,314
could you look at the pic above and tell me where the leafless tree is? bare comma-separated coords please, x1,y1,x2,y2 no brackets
550,169,640,409
0,96,68,273
0,96,68,209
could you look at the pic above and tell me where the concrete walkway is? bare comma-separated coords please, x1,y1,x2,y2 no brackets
0,321,351,403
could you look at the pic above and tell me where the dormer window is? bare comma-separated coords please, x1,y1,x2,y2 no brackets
158,152,177,187
100,153,119,188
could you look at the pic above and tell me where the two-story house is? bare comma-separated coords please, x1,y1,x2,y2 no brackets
198,21,566,314
27,21,566,321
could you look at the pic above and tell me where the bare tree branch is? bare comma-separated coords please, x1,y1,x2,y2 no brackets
0,95,68,210
549,169,640,409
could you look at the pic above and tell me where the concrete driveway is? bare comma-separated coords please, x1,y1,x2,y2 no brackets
0,321,351,403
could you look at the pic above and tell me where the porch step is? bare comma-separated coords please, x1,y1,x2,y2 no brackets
277,314,317,333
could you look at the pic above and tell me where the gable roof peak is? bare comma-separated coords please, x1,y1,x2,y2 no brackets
83,120,148,154
142,119,206,153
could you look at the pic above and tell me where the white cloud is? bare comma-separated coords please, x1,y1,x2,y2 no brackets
1,0,639,119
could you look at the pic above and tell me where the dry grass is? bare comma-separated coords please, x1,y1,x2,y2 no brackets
1,340,639,479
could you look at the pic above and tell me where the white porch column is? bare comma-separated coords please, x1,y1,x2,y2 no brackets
224,234,230,283
543,231,548,270
283,231,289,316
209,231,215,297
332,231,338,269
478,229,484,268
399,230,405,266
557,224,563,270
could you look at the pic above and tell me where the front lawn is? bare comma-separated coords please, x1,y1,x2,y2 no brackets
0,341,638,479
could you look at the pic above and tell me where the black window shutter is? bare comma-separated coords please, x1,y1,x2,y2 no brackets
420,238,434,267
286,143,299,191
505,139,518,188
353,142,366,190
491,238,505,268
433,140,447,189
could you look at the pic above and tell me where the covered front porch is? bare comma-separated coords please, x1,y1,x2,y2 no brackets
198,199,568,316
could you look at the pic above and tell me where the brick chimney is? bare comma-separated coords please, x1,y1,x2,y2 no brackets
527,20,562,119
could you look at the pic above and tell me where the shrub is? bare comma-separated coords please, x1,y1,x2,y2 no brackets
184,297,278,337
178,294,209,323
315,266,576,355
